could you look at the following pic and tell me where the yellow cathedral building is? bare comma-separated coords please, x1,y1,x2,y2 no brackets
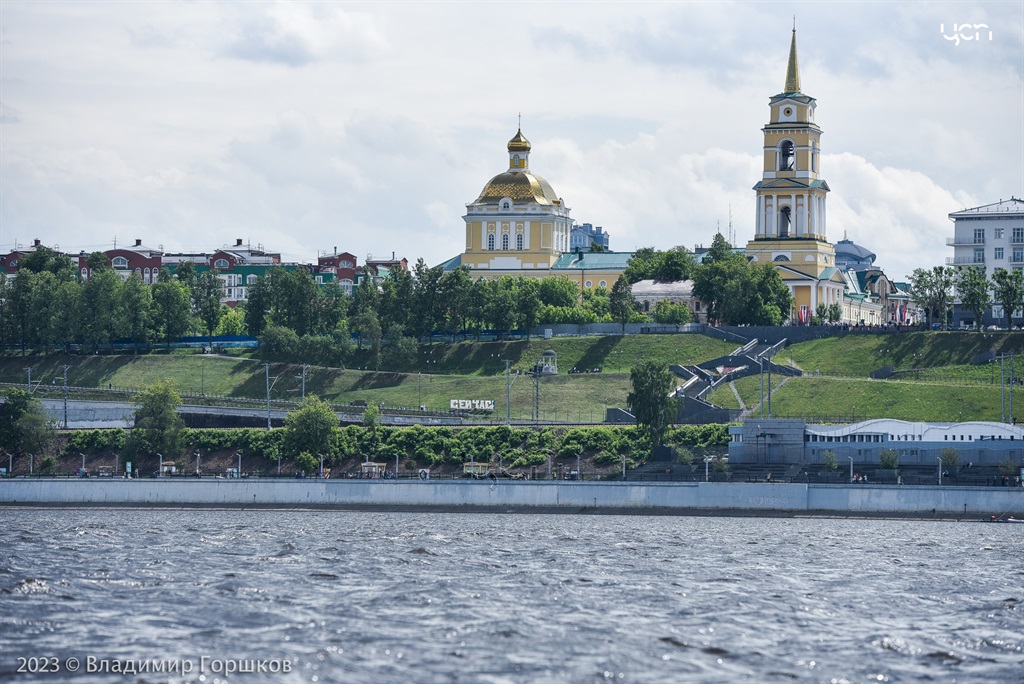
442,128,633,290
745,27,846,322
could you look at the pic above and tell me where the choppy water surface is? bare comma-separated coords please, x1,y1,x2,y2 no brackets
0,510,1021,683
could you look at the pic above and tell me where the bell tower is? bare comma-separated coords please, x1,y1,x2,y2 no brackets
746,24,845,322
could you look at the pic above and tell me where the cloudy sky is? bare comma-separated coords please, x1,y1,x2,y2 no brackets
1,1,1021,281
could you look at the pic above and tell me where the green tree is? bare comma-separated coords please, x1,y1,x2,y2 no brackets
537,276,579,308
822,450,838,472
515,277,542,337
151,277,192,348
382,324,417,371
214,307,247,336
991,267,1024,329
437,266,473,335
826,302,843,323
80,269,120,350
294,452,319,475
609,275,637,334
650,300,691,324
626,361,674,450
908,266,955,327
411,259,444,338
939,446,960,469
115,273,153,352
0,388,54,455
879,448,899,470
191,271,224,343
353,309,382,369
243,274,272,339
955,265,991,328
282,397,338,458
379,267,414,332
126,379,185,457
691,233,746,324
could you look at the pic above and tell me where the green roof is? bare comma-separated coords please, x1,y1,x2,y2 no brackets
551,251,633,271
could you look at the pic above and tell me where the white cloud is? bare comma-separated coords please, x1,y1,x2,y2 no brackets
0,0,1020,280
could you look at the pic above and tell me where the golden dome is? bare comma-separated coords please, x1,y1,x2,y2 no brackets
507,128,531,153
473,171,560,206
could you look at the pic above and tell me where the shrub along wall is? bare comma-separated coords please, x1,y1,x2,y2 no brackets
63,424,731,469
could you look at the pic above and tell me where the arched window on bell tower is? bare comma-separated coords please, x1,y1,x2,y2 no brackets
502,234,509,250
487,234,495,251
779,206,792,237
779,141,795,171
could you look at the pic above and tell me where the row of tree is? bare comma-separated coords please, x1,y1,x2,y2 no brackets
909,265,1024,328
1,235,794,360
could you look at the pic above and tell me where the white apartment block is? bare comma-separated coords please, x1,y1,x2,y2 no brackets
947,197,1024,326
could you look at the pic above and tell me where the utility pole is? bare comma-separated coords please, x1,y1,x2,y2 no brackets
265,363,271,429
62,365,70,429
1011,352,1015,423
759,357,764,419
301,364,308,401
505,360,511,426
24,367,31,391
1001,354,1006,422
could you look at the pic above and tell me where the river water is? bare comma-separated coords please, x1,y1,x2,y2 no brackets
0,510,1021,683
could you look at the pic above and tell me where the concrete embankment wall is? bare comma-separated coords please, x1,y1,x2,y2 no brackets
2,480,1022,516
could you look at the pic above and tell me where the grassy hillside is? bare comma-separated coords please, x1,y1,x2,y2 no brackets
0,334,735,418
7,331,1024,423
782,331,1024,376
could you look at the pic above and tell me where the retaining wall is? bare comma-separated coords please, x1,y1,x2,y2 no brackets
2,480,1021,516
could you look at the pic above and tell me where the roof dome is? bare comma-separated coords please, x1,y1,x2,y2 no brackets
507,128,531,153
473,171,560,206
835,239,876,264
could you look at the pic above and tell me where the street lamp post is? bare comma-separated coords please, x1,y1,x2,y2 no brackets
196,450,201,476
62,365,69,429
157,453,163,477
848,456,854,483
937,456,943,485
704,455,714,482
236,452,242,479
320,454,325,479
265,363,272,429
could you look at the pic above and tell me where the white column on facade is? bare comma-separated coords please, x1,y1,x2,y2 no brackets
767,196,775,236
802,194,809,238
757,195,763,236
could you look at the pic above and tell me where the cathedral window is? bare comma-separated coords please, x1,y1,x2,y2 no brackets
112,256,128,268
516,234,524,250
502,234,509,250
779,141,795,171
487,234,495,251
779,207,792,237
773,254,791,262
502,201,510,210
214,258,229,268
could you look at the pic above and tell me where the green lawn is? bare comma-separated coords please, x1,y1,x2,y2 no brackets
9,331,1024,424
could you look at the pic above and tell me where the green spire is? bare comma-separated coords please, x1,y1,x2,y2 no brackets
785,22,800,94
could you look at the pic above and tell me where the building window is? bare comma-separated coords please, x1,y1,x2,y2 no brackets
995,228,1004,239
340,279,353,295
247,275,257,285
516,234,524,250
1014,228,1024,243
502,234,509,250
502,201,510,210
487,234,495,251
112,256,128,268
1013,248,1023,263
599,280,607,288
974,228,985,244
779,207,792,237
974,248,984,263
584,280,592,289
315,276,323,284
214,258,229,268
779,140,794,171
995,247,1005,260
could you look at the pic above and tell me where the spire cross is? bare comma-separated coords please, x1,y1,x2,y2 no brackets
517,112,521,130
